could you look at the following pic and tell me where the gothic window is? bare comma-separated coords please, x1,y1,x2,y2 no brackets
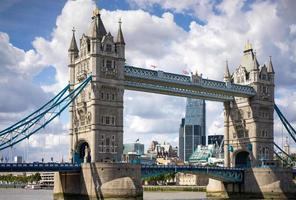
262,86,268,94
261,147,269,160
111,116,115,125
106,44,112,52
101,134,105,140
87,40,90,52
106,137,110,146
106,93,109,100
101,116,104,124
247,111,251,118
101,92,104,100
112,94,115,101
106,116,110,125
106,60,112,69
262,74,267,80
240,76,244,83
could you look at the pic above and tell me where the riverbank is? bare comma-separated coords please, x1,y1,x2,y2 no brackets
143,185,206,192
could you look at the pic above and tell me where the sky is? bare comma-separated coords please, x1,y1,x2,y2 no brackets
0,0,296,162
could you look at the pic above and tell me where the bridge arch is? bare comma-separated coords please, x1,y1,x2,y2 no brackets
233,150,251,168
74,140,91,164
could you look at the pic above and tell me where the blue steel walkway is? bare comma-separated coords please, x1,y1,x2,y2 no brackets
142,165,244,183
0,163,244,183
0,163,80,172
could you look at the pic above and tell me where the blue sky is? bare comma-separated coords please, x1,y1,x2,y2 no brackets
0,0,296,162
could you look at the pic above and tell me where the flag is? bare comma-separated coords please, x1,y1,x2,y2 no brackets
135,138,139,142
150,64,157,69
182,69,189,75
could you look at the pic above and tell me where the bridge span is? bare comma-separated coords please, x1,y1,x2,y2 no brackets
0,163,244,183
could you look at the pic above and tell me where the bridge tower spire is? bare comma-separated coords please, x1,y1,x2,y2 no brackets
225,43,275,168
116,18,125,58
68,7,124,164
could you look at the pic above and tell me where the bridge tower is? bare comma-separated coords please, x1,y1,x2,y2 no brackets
224,42,275,167
68,7,125,163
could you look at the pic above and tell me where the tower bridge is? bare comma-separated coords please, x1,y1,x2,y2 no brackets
0,7,296,199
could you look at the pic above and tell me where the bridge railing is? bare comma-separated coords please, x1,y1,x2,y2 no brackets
141,165,244,183
124,65,256,97
0,163,81,172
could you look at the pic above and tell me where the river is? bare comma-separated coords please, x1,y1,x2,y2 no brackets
0,189,207,200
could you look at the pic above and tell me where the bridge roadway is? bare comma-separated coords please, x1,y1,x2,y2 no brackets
0,163,245,183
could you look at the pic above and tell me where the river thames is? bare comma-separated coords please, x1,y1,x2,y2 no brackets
0,189,207,200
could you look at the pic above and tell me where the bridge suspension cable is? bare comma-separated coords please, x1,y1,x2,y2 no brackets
273,142,295,166
0,77,92,151
274,104,296,144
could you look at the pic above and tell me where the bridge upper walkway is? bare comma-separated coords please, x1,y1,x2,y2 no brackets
124,66,256,102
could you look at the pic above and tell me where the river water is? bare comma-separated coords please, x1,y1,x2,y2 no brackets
0,189,207,200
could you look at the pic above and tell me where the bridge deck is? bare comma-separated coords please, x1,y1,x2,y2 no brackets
0,163,80,172
0,163,246,183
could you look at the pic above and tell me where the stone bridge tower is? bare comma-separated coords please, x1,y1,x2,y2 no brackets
224,42,275,167
68,8,125,163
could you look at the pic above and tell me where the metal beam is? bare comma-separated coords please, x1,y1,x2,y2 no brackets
124,65,256,101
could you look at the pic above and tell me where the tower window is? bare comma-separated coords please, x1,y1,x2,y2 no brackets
106,116,110,125
106,60,113,69
106,44,112,52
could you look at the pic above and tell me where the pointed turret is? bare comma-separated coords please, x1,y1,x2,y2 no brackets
267,56,275,73
224,60,231,79
252,52,259,71
116,18,125,44
90,7,107,39
68,28,78,53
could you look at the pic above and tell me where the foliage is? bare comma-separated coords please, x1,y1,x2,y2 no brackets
0,173,41,183
143,172,176,183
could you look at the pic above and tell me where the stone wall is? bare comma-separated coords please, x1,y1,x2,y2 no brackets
53,163,143,200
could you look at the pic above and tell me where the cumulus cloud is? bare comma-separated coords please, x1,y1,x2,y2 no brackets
1,0,296,161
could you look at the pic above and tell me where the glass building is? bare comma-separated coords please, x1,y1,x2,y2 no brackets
179,98,206,162
123,143,144,155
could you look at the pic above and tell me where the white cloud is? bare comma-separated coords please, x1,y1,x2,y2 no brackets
1,0,296,161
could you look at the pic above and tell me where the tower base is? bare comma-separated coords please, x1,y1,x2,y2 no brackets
53,163,143,200
206,167,296,199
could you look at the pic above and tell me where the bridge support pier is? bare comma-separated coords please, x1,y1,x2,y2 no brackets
206,167,296,199
53,163,143,200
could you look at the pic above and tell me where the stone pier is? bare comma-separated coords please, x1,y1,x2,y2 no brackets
207,167,296,199
53,163,143,200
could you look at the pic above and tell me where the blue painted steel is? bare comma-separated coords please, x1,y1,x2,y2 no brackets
274,104,296,144
124,81,233,102
0,162,243,183
141,165,244,183
0,85,70,136
0,77,92,150
124,65,256,101
0,163,80,172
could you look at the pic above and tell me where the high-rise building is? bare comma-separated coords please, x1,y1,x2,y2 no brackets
179,98,206,162
123,143,145,155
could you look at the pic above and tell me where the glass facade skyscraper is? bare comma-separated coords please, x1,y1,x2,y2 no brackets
179,98,206,162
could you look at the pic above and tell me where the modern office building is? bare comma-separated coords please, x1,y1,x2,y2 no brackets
179,98,206,162
123,143,144,155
